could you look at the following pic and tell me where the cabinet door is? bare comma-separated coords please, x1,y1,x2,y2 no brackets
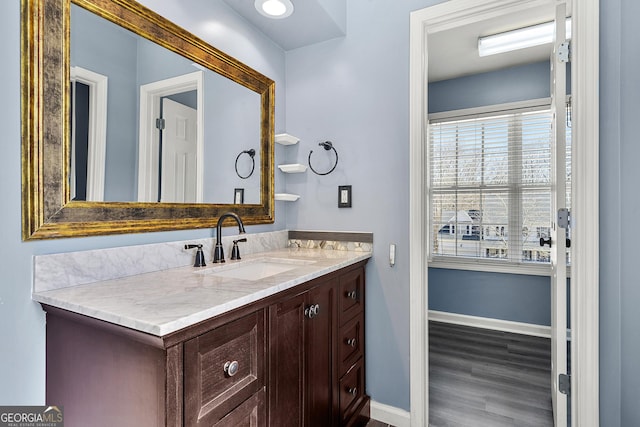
306,279,337,427
268,292,306,427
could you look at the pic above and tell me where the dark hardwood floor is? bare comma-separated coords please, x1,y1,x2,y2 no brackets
428,321,553,427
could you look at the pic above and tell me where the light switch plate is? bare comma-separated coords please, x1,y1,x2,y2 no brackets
338,185,352,208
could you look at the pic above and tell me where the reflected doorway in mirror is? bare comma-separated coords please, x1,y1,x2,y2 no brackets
137,71,204,203
70,66,108,202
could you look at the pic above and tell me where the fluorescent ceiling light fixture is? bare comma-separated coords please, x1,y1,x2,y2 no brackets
478,18,572,57
255,0,294,19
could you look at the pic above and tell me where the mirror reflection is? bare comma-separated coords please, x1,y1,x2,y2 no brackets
70,4,261,204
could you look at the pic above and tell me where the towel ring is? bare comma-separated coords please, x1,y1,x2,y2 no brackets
235,149,256,179
308,141,338,176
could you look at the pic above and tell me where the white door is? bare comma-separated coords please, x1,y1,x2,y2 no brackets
549,3,569,426
160,98,198,203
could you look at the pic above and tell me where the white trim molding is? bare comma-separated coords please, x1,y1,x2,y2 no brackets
428,310,552,338
409,6,429,426
370,401,411,427
409,1,599,426
569,0,600,425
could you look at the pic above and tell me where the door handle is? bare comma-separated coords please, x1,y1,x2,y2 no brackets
540,237,571,248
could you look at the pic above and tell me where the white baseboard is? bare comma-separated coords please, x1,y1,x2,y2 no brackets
370,401,410,427
428,310,553,338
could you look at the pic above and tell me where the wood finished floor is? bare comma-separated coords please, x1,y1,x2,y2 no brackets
428,321,553,427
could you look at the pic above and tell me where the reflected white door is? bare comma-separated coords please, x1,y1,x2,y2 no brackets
160,98,197,203
550,3,568,426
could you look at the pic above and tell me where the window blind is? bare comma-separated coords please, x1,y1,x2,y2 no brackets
429,105,559,264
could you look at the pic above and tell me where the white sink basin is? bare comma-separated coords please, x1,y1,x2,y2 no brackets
197,258,316,281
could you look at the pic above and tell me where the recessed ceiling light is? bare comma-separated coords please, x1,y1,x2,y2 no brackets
478,18,572,57
255,0,294,19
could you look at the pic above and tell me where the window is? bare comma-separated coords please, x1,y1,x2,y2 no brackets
428,99,571,269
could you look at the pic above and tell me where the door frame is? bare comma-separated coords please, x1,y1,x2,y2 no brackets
137,71,204,202
408,0,600,426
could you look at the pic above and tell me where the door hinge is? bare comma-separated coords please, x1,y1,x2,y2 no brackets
557,41,571,63
156,118,166,130
558,208,570,229
559,373,571,396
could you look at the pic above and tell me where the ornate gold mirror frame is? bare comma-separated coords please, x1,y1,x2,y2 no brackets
21,0,275,240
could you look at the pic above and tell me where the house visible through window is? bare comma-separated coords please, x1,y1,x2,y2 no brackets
428,99,571,266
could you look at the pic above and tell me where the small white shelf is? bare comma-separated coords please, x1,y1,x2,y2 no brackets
275,133,299,146
275,193,300,202
278,163,307,173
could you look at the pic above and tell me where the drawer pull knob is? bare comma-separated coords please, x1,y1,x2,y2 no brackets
304,304,320,319
346,338,357,347
346,290,357,300
224,360,239,377
347,387,358,396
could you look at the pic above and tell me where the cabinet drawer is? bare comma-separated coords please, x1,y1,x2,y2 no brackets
339,358,365,424
339,314,363,375
184,311,265,426
213,388,266,427
338,267,364,325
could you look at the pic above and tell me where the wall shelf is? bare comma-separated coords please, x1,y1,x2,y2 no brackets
278,163,307,173
275,133,299,146
275,193,300,202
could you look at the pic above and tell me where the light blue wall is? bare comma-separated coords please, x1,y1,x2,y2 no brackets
0,0,286,405
284,0,441,411
428,268,551,325
614,0,640,424
71,5,138,201
429,61,551,113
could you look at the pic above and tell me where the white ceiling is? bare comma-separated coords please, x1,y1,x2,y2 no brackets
221,0,346,51
428,5,558,82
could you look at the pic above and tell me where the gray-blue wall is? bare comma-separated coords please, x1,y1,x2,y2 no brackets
429,61,551,113
3,0,639,425
71,5,138,201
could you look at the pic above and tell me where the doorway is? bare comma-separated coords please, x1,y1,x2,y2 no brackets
409,0,599,426
137,71,204,202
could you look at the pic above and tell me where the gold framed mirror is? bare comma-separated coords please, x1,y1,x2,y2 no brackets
21,0,275,240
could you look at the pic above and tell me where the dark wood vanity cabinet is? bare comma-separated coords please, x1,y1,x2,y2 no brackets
43,261,368,427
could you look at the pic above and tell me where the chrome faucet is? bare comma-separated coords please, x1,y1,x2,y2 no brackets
213,212,246,263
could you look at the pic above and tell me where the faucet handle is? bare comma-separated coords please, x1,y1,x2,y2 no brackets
185,244,206,267
230,238,247,260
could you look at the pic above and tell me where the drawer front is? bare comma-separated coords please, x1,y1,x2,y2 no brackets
213,388,266,427
338,267,364,325
184,310,265,426
338,314,363,375
339,358,365,424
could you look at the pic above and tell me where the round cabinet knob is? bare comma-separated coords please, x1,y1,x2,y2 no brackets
346,290,357,300
224,360,239,377
346,338,357,347
347,387,358,396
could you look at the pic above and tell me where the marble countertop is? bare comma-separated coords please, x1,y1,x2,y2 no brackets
32,248,371,337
